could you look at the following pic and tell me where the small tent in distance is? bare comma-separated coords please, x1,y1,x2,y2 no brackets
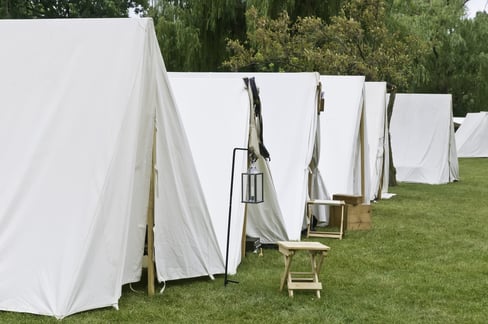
455,112,488,158
0,18,222,319
389,93,459,184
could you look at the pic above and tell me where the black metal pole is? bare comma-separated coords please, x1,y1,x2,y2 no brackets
224,147,248,286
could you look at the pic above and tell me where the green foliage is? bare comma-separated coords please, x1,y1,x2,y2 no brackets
149,2,201,71
147,0,342,71
246,0,342,22
325,0,429,87
224,1,427,88
455,13,488,114
387,0,488,115
421,13,488,115
148,0,247,71
224,8,329,72
0,0,146,18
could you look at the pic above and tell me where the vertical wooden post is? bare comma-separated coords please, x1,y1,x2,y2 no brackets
146,126,156,296
360,100,366,202
386,85,397,187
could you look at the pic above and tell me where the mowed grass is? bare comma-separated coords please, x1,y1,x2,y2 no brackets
2,158,487,323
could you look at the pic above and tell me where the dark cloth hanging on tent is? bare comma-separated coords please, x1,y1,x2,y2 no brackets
244,77,271,160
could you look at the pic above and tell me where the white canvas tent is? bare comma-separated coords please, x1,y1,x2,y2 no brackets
243,73,322,240
389,94,459,184
166,73,255,275
0,18,222,319
364,81,390,200
319,75,370,209
456,111,488,157
168,72,321,242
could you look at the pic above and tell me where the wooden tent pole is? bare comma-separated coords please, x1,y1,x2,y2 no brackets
360,99,366,202
386,84,397,187
147,124,156,296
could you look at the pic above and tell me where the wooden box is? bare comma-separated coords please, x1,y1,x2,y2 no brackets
346,204,372,230
332,194,363,205
329,194,372,230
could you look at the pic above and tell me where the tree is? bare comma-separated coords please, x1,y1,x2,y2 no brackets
453,12,488,115
223,9,325,72
245,0,342,22
387,0,488,115
0,0,146,19
147,0,343,71
148,0,247,71
224,0,427,89
148,1,201,71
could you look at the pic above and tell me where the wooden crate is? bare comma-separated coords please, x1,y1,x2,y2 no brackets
346,204,371,230
329,198,372,231
332,194,363,205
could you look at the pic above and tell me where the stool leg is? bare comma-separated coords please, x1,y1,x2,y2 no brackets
310,252,321,298
280,254,294,292
287,260,294,297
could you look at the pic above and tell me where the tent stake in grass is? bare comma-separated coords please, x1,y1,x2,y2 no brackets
225,147,263,286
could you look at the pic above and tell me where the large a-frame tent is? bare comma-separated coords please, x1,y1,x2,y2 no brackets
389,94,459,184
319,75,370,209
166,73,258,275
455,112,488,157
0,18,222,318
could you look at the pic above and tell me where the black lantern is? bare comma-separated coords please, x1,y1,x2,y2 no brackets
224,147,264,286
241,161,264,204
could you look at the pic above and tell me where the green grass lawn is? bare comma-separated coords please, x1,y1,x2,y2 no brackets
2,158,488,323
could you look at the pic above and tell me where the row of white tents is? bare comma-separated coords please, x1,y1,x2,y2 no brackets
0,18,463,319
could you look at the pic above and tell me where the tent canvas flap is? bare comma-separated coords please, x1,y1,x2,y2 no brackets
250,73,320,240
319,75,370,203
167,73,249,276
364,82,388,200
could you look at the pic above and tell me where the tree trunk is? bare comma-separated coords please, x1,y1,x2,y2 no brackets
386,84,397,187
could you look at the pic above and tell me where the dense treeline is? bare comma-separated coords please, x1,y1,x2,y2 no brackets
1,0,487,116
0,0,147,18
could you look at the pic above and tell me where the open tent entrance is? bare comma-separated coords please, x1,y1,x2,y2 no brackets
306,76,372,236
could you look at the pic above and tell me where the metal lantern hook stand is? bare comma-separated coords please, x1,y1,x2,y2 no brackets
224,147,263,286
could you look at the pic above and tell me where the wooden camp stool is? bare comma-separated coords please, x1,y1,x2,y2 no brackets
306,199,346,239
277,241,330,298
